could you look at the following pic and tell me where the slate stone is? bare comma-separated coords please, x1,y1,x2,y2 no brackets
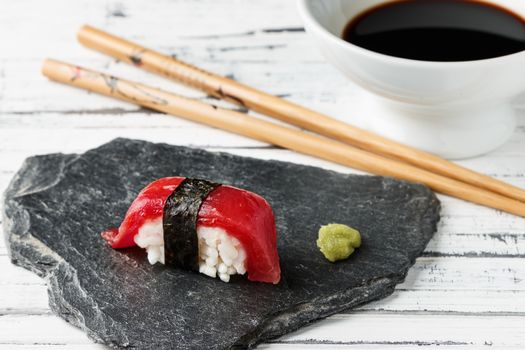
3,138,440,349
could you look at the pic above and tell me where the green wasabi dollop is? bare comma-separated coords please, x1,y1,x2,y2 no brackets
316,223,361,262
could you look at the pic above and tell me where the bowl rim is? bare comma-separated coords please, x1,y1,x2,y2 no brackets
296,0,525,67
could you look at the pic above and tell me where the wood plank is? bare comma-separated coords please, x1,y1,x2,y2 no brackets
0,128,268,151
0,315,92,345
1,313,524,347
424,232,525,257
1,127,525,177
278,313,525,347
360,289,525,314
0,59,355,116
0,284,49,315
1,60,523,129
264,346,523,350
1,345,524,350
0,0,302,59
0,346,105,350
0,257,44,286
2,111,523,130
398,257,525,291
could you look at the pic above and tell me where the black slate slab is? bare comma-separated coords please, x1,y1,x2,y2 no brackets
3,138,440,349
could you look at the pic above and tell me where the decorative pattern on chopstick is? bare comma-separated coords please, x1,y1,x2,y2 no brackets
42,59,525,218
77,25,525,203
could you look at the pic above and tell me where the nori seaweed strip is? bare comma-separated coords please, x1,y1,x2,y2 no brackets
163,178,220,270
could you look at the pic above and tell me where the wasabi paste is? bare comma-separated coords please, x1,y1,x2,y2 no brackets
316,223,361,262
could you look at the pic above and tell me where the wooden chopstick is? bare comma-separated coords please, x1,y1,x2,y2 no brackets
76,25,525,204
42,59,525,217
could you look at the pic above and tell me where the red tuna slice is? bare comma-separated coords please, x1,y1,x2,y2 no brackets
101,176,185,248
198,186,281,284
101,177,281,284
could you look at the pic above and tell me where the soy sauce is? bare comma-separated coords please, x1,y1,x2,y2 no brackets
342,0,525,61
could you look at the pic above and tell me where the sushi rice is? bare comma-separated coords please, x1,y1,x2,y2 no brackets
134,218,247,282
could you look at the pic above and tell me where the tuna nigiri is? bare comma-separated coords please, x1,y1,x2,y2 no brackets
102,177,281,284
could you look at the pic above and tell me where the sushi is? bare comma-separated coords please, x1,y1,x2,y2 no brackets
102,177,281,284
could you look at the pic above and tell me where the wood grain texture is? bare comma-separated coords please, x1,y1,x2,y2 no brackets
1,0,525,348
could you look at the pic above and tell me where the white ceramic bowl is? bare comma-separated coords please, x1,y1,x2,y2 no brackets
298,0,525,159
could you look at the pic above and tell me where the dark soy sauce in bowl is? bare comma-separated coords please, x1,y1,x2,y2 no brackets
342,0,525,61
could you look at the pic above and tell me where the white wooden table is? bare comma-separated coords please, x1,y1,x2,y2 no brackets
1,1,525,348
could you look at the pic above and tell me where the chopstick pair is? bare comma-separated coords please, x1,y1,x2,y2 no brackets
41,25,525,217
